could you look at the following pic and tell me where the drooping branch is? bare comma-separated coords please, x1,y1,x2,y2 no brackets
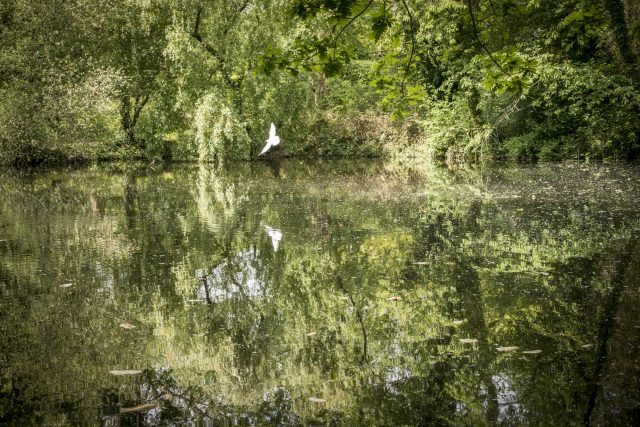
328,0,417,93
193,7,202,37
400,0,416,90
465,0,510,77
222,1,250,39
332,0,375,55
191,9,242,90
487,0,497,15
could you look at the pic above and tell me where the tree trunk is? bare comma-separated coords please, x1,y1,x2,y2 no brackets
120,96,134,146
603,0,638,75
467,86,484,127
120,95,149,148
315,73,326,105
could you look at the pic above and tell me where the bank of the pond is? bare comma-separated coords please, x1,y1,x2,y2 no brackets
4,107,639,168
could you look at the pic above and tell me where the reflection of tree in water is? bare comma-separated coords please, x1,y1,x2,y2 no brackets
585,233,640,425
1,162,640,425
97,368,334,425
404,182,640,424
123,173,138,231
195,164,248,233
196,250,266,303
407,196,500,423
97,366,457,425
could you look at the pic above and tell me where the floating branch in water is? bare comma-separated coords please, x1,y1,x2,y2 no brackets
496,346,519,352
120,403,157,414
110,370,143,376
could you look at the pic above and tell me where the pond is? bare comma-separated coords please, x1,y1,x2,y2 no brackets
1,160,639,425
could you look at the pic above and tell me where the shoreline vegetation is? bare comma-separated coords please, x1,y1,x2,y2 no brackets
1,1,639,167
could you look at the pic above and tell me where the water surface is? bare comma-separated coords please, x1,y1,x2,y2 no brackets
1,160,639,425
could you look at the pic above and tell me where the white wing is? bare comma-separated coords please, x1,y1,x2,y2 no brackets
259,140,272,156
259,123,280,155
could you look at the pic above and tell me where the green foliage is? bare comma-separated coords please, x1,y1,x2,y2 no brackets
0,0,639,164
502,61,640,160
481,50,538,95
194,94,251,162
320,60,380,112
301,113,388,157
422,97,485,160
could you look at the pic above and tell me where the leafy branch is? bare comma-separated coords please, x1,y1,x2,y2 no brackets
332,0,375,56
191,8,243,90
465,0,510,77
400,0,416,91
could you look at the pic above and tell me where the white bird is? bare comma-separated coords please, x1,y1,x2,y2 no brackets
259,123,280,156
264,225,282,251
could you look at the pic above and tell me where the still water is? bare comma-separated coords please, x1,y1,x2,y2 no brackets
1,160,639,425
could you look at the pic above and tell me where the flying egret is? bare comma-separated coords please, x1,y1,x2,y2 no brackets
259,123,280,156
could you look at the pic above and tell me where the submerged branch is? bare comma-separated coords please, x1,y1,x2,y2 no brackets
336,275,371,366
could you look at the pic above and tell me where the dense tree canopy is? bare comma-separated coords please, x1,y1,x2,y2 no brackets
1,0,639,164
